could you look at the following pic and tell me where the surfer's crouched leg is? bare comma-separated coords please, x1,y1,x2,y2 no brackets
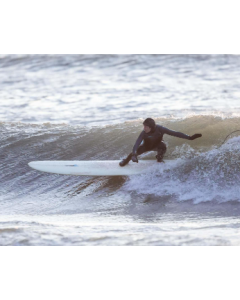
155,142,167,162
119,153,132,167
119,145,147,167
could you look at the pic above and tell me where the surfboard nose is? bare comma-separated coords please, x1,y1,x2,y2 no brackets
28,161,36,169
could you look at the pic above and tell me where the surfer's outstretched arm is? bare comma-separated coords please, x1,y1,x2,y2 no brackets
161,126,202,140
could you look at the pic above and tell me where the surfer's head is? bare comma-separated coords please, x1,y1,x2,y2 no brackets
143,118,155,133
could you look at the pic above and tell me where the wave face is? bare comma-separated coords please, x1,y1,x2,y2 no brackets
1,115,240,218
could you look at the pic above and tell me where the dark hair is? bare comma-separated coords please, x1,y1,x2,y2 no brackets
143,118,156,130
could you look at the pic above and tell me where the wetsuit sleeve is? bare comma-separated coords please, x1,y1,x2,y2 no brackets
161,126,190,140
132,131,145,154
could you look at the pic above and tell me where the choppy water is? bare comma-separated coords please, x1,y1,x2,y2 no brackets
1,54,240,245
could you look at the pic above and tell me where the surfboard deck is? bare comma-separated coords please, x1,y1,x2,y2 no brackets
28,160,167,176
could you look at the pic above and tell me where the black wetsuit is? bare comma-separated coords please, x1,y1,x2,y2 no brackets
122,125,191,164
133,125,191,154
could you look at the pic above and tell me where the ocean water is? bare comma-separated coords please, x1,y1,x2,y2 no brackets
1,54,240,246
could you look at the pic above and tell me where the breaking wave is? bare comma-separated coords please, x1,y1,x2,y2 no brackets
124,136,240,203
1,114,240,211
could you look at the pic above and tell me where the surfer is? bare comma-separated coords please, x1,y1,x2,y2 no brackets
119,118,202,166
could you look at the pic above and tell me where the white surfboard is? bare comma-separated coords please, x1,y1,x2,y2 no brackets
28,160,164,176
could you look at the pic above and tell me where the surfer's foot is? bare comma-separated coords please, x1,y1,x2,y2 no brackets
156,154,164,163
119,153,133,167
119,159,129,167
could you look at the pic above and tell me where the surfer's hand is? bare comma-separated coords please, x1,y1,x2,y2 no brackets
189,134,202,140
132,154,138,163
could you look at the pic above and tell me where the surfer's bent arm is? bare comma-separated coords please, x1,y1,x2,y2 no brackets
132,131,145,154
161,126,190,140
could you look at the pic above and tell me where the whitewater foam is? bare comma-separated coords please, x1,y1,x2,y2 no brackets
124,135,240,204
